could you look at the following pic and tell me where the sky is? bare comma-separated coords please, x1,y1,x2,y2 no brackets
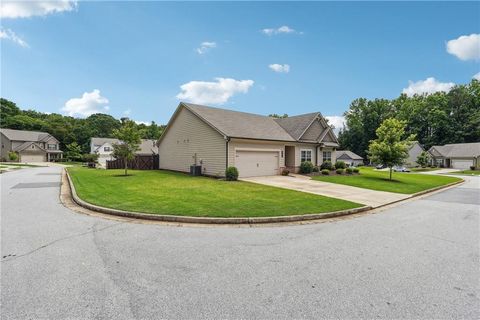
1,1,479,130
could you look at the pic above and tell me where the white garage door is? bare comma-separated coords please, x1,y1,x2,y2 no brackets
451,159,473,169
20,153,45,163
235,150,279,178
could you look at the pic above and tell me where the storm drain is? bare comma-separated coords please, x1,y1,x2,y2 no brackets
11,182,60,189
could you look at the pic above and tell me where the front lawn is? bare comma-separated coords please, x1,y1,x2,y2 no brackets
449,170,480,176
312,167,461,194
67,167,362,217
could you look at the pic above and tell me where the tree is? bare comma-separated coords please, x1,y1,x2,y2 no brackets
416,151,430,168
65,142,83,161
368,118,415,180
268,113,288,118
111,120,141,176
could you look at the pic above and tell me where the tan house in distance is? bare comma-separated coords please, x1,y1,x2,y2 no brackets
428,142,480,169
158,102,339,178
0,128,63,162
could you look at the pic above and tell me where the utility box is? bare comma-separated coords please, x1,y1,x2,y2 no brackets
190,165,202,176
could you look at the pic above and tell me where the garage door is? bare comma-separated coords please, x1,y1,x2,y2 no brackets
451,159,473,169
235,150,279,178
20,153,45,163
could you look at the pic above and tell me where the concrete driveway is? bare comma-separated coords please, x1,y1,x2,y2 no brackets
241,174,409,207
1,167,479,319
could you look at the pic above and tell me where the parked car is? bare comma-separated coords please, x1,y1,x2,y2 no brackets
375,164,386,169
393,166,410,172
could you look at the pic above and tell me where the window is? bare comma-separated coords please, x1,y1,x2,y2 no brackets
301,150,312,162
47,144,56,150
323,151,332,162
104,146,111,152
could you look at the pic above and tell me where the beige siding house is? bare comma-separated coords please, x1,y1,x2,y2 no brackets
0,128,63,162
158,103,339,178
90,137,158,167
428,142,480,169
405,141,425,167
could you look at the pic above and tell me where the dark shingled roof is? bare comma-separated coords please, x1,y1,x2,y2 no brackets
430,142,480,158
0,128,51,142
274,113,320,140
336,150,364,160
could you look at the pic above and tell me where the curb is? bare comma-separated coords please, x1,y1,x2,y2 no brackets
410,179,464,197
64,169,372,224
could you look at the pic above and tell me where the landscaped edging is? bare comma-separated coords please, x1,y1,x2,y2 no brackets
64,169,372,224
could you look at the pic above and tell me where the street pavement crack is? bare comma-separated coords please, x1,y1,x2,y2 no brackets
1,222,125,263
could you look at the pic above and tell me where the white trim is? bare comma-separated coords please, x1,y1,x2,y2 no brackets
300,149,312,162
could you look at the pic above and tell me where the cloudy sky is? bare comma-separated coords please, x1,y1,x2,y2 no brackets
1,1,479,130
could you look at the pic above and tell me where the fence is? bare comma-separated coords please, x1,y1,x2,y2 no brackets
106,154,159,170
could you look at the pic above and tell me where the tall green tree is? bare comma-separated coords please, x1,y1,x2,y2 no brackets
111,120,141,176
416,151,430,168
65,142,83,161
368,118,415,180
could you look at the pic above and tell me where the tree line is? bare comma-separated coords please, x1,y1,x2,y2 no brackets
338,80,480,159
0,98,165,153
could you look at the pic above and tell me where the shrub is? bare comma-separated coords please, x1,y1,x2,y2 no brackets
312,166,320,172
357,163,364,167
8,151,18,162
430,164,436,168
335,161,346,169
321,169,330,175
320,160,334,171
470,166,476,171
353,168,360,173
300,161,314,174
281,168,290,176
82,153,99,163
225,166,239,181
346,167,353,174
336,168,344,174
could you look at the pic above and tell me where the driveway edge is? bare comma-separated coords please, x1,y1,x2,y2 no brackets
63,169,371,224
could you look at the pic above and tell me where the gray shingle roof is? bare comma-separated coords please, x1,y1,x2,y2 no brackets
12,141,46,152
274,113,320,140
336,150,363,160
183,103,296,141
429,142,480,158
0,128,50,142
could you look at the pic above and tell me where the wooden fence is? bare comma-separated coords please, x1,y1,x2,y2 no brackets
106,154,159,170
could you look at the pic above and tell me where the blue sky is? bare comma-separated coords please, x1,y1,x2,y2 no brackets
1,1,479,128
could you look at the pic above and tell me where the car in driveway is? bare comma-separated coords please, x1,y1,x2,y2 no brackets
393,166,411,172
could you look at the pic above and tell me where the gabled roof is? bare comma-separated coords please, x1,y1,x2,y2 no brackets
91,138,159,154
12,141,47,153
428,142,480,158
336,150,363,160
0,128,51,142
160,102,339,144
183,103,296,141
274,113,319,140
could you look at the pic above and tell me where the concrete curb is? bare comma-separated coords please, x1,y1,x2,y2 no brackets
64,169,372,224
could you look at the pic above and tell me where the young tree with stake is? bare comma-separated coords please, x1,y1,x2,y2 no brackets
112,120,141,176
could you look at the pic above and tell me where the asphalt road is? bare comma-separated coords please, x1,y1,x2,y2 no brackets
1,166,479,319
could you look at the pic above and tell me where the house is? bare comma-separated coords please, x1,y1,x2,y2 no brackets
90,137,159,167
157,102,339,178
0,128,63,162
336,150,364,167
405,141,425,167
428,142,480,169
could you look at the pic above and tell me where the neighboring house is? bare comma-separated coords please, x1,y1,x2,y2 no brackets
157,102,339,178
405,141,425,167
428,142,480,169
90,137,159,167
336,150,364,167
0,128,63,162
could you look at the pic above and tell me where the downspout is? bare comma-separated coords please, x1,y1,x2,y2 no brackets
225,137,230,171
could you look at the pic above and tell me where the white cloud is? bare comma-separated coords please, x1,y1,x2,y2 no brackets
473,72,480,81
262,25,300,36
402,77,455,97
0,28,28,47
123,109,131,116
62,89,109,117
135,120,149,125
196,41,216,55
446,34,480,61
269,64,290,73
176,77,254,105
0,0,77,18
325,116,346,135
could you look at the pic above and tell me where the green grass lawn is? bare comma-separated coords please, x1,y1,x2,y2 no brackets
449,169,480,176
67,167,362,218
312,167,461,194
410,167,440,172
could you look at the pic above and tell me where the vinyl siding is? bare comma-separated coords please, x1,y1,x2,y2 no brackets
159,107,226,177
0,133,12,160
406,143,424,167
295,144,317,167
